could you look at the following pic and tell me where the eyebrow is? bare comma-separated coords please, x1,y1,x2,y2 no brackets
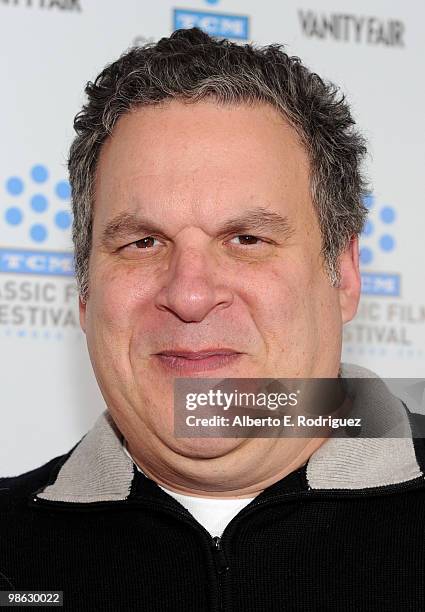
217,207,294,238
99,206,294,249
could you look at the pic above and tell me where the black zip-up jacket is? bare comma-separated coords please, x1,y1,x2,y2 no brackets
1,363,425,611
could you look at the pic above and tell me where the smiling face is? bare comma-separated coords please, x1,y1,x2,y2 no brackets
79,99,360,457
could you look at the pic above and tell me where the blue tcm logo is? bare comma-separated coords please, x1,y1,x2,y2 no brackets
360,194,399,297
361,271,400,297
1,164,74,276
0,247,73,277
173,8,249,40
3,164,72,243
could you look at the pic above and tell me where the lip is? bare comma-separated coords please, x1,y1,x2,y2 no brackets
156,349,240,359
153,349,243,374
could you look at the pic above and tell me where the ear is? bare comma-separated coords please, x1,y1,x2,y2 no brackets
338,235,361,324
79,295,87,334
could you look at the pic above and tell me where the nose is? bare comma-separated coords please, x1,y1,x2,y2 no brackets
155,245,234,322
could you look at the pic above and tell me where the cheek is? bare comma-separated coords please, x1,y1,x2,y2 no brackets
244,257,333,345
86,264,154,333
244,257,312,319
84,267,155,386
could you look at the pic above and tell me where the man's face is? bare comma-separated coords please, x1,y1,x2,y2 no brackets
80,99,360,453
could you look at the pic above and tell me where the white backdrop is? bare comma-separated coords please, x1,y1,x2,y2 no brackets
1,0,424,476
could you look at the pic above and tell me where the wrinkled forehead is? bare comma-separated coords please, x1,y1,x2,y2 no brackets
92,99,314,233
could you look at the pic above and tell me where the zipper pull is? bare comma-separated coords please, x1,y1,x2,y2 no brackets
212,536,230,574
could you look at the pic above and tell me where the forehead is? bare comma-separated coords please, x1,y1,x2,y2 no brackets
93,99,312,227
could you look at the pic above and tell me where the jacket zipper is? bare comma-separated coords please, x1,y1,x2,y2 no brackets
211,536,230,611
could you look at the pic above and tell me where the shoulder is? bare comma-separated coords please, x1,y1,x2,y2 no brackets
0,449,74,511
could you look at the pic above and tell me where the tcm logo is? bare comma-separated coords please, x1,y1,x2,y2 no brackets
361,272,400,298
0,248,73,277
360,194,400,297
173,8,249,40
1,164,74,277
2,164,72,244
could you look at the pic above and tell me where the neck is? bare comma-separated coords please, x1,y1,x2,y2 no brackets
125,435,328,498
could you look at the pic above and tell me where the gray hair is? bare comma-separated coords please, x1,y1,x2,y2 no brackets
68,27,368,303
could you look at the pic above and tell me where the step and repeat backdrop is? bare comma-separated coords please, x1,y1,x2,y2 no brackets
1,0,424,475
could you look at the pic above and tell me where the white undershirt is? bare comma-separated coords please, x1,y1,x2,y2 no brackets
123,440,256,537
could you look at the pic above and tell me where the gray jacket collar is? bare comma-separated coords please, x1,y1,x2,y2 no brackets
34,363,424,504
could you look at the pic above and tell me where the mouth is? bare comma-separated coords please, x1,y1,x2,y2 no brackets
153,349,243,374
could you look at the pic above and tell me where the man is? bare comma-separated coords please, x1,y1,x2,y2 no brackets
1,27,425,611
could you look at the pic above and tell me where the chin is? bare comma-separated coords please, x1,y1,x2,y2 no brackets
167,436,243,459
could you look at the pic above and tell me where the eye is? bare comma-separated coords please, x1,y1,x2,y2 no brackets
229,235,264,246
126,236,160,249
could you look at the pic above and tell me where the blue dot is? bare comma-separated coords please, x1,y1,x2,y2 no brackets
362,220,374,237
55,180,71,200
205,0,219,3
54,210,72,229
31,165,48,183
30,194,48,213
5,207,23,225
379,234,395,252
6,176,24,196
363,194,374,209
360,246,373,265
380,206,396,224
30,224,47,243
